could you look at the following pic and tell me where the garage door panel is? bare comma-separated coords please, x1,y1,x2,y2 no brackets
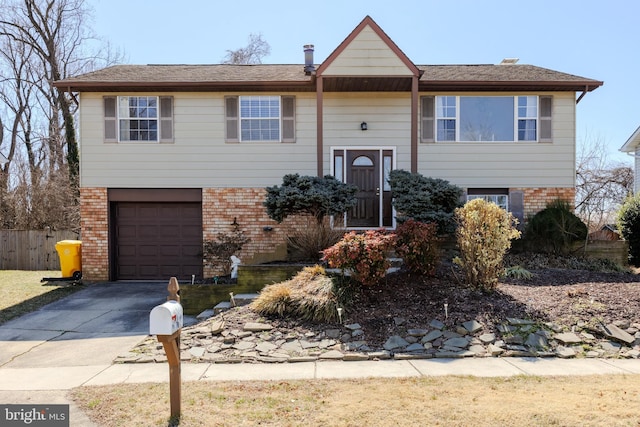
182,225,202,238
182,244,202,257
139,265,160,277
113,201,202,280
117,244,137,257
139,245,159,257
138,206,161,218
159,246,181,257
117,205,138,218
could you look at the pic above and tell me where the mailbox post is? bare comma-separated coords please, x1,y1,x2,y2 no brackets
149,277,183,420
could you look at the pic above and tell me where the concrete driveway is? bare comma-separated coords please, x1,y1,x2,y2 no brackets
0,281,184,368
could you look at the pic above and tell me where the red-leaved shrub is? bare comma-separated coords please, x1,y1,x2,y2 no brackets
321,230,395,286
395,220,441,276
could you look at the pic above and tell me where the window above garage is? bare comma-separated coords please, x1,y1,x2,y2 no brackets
103,96,174,143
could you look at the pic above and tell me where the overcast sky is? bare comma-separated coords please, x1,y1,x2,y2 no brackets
90,0,640,164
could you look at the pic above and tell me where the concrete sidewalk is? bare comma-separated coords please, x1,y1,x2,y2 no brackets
3,357,640,393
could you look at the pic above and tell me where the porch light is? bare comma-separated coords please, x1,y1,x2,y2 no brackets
360,122,368,131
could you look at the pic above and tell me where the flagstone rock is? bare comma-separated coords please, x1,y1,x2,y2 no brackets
463,320,483,334
255,342,277,353
189,347,206,358
422,330,443,343
404,343,426,352
430,319,445,330
525,333,548,349
556,346,576,358
384,335,410,350
599,324,635,344
244,322,273,332
122,299,640,365
600,341,622,353
487,344,504,356
443,337,469,349
233,341,255,351
507,318,536,326
319,350,344,360
554,332,582,344
478,333,496,344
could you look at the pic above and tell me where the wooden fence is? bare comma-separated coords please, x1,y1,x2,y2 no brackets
0,229,80,271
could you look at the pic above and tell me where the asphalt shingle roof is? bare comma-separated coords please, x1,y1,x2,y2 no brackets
54,63,602,92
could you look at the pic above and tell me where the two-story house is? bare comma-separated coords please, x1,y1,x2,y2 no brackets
54,16,602,282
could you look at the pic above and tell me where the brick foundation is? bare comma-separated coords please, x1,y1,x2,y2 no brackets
517,187,576,218
79,187,109,281
202,188,300,277
79,186,576,281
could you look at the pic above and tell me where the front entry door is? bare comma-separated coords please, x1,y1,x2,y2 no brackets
346,150,380,227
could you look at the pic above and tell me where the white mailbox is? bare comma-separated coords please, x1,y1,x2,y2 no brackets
150,300,183,335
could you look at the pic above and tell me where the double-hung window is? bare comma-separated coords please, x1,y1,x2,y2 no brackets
467,194,508,210
119,96,157,141
421,95,552,143
103,96,173,143
225,95,295,142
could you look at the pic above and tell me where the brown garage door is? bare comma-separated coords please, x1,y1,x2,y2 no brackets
114,202,202,280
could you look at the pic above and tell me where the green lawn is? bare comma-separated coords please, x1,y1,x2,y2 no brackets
0,270,84,324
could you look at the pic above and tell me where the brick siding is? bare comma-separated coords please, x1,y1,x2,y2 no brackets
517,187,576,218
79,187,109,281
202,188,301,277
79,186,575,280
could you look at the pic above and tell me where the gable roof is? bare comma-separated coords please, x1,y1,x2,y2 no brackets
620,125,640,153
316,15,420,78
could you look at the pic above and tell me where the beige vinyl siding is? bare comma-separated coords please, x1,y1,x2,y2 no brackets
322,26,414,76
78,92,317,188
635,148,640,194
321,92,413,173
417,92,576,188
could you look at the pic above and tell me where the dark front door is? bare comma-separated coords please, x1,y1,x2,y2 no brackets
347,150,380,227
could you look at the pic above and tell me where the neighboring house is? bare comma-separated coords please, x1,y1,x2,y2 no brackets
620,125,640,193
54,16,603,281
588,224,621,241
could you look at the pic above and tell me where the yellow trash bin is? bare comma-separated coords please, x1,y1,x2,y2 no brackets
55,240,82,279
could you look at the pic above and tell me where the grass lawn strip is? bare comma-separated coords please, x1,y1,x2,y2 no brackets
0,270,84,325
71,375,640,426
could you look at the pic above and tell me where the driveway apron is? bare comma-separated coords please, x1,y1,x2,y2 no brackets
0,281,168,368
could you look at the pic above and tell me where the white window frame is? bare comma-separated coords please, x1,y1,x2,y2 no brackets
467,194,509,210
435,96,541,143
118,96,159,142
239,96,281,142
517,96,538,141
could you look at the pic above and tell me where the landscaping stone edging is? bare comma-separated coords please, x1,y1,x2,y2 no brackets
116,308,640,364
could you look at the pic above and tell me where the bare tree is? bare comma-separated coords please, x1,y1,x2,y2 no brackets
222,33,271,65
575,134,633,231
0,0,123,230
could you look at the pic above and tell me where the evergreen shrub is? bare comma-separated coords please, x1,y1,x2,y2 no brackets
388,169,463,234
523,199,587,255
617,194,640,266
